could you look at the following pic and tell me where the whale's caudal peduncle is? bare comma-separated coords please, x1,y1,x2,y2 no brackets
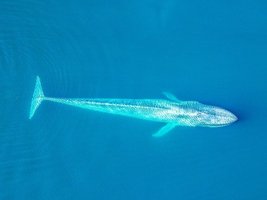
29,76,238,137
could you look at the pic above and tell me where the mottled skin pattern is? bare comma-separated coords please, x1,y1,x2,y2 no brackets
45,98,237,127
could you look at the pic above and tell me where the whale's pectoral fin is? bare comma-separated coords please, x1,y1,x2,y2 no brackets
152,123,177,137
162,92,182,103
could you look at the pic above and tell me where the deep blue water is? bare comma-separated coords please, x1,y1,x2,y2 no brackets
1,0,267,199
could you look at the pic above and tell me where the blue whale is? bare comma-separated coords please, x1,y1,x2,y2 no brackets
29,76,237,137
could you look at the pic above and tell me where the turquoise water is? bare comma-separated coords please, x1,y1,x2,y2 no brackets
1,0,267,199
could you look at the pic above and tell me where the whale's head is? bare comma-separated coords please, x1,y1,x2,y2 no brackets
197,105,238,127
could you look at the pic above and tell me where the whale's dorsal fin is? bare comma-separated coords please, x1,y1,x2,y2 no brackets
152,123,177,137
162,92,182,103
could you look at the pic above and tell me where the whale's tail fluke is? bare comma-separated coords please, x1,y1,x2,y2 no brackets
29,76,45,119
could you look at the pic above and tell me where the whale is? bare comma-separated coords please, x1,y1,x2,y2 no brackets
29,76,238,137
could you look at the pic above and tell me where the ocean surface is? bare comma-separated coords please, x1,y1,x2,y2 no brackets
1,0,267,199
